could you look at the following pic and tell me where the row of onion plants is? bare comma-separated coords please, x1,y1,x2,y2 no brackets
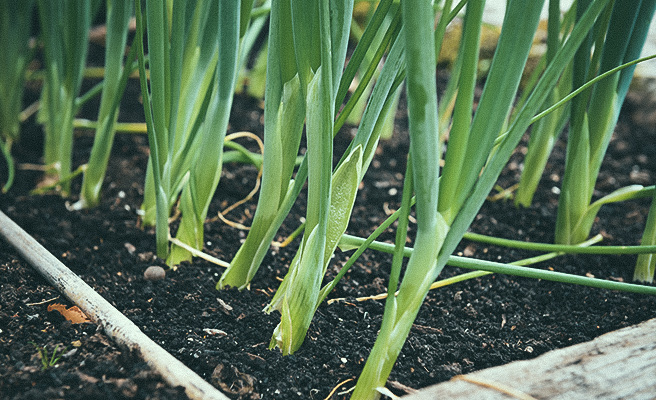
2,1,656,399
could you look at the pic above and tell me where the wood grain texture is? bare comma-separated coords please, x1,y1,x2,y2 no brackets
404,317,656,400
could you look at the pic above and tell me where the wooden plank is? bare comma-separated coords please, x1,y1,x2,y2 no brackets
403,318,656,400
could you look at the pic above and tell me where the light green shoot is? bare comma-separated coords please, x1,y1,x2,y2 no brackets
31,342,67,371
264,0,355,355
168,0,249,266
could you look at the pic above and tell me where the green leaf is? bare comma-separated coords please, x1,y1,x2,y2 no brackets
556,0,656,244
218,0,306,288
438,0,611,272
218,75,305,289
635,191,656,283
352,0,443,396
78,0,133,208
269,226,323,355
324,145,363,267
567,185,649,245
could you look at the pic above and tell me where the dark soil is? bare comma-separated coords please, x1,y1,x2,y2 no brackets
1,68,656,399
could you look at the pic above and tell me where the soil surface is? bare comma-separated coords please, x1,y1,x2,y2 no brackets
1,66,656,399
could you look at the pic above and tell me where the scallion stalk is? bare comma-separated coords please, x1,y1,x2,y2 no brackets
74,0,133,209
168,0,248,265
352,0,445,396
352,0,620,395
136,0,251,262
634,190,656,283
37,0,94,196
218,0,306,289
265,0,355,355
515,0,572,207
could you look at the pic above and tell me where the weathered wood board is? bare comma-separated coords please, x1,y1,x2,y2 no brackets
403,317,656,400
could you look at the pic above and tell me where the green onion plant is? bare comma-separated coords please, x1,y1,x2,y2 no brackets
554,0,655,246
0,0,34,193
167,1,256,265
218,0,403,292
30,342,67,371
513,0,655,246
512,0,656,283
135,0,253,264
350,0,451,393
352,0,619,397
37,0,96,195
217,0,307,289
259,0,357,355
72,0,134,209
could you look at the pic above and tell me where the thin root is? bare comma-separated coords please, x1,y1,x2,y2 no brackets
26,296,60,306
208,131,264,229
324,378,354,400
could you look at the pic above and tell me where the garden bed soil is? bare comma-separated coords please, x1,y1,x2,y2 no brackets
1,75,656,399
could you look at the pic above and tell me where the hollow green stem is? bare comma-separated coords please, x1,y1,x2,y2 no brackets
352,0,443,397
340,233,656,295
634,190,656,283
463,231,656,255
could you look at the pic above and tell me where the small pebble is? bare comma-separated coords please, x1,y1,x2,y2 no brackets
62,348,78,358
144,266,166,281
124,242,136,254
216,298,233,313
138,252,155,262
